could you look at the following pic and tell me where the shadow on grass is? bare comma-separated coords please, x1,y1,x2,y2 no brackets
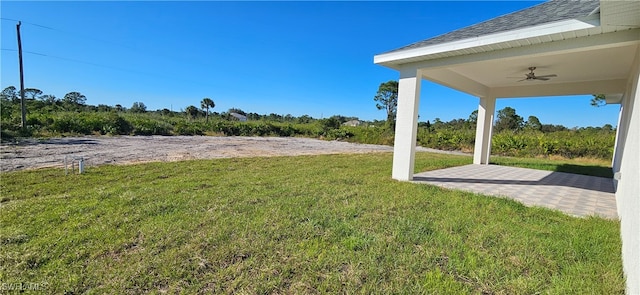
555,164,613,178
489,158,613,179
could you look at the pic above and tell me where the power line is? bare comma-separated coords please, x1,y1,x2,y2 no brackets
1,18,143,73
1,18,54,30
1,48,212,88
1,17,216,70
1,18,219,90
2,48,141,73
1,17,134,51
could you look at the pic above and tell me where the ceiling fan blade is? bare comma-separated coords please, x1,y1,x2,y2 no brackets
517,78,528,82
536,74,557,78
536,77,550,81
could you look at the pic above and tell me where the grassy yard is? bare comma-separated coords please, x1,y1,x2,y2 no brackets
1,153,623,294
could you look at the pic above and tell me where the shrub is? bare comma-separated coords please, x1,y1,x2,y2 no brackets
325,128,354,140
174,122,203,136
127,115,172,135
103,113,133,135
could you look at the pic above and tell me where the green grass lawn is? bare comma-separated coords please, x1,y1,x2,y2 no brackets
1,153,623,294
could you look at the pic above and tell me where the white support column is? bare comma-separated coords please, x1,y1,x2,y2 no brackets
473,96,496,165
392,68,422,181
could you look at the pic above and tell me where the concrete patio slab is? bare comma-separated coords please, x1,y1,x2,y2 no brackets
413,164,617,219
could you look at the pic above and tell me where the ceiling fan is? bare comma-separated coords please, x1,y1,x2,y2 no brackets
517,67,557,81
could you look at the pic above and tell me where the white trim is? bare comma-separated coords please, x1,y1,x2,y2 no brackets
404,30,639,74
374,16,600,66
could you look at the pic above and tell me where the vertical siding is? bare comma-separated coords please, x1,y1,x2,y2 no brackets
601,1,640,28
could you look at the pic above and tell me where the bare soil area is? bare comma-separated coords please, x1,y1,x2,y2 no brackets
0,136,468,172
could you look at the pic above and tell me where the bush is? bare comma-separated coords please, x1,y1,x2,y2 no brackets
325,128,354,140
124,115,172,136
490,130,614,159
416,128,475,151
103,113,133,135
345,126,394,145
174,122,203,136
49,114,90,134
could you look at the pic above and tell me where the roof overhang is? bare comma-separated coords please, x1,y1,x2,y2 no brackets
374,15,601,69
374,13,640,99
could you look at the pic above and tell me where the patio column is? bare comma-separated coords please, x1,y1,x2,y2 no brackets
473,96,496,165
392,68,422,181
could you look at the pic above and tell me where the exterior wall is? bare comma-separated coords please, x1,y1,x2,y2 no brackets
601,1,640,29
615,46,640,294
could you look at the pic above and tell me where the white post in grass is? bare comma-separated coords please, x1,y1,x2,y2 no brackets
392,68,422,181
473,96,496,165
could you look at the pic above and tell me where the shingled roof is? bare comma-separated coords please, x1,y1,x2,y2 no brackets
385,0,600,54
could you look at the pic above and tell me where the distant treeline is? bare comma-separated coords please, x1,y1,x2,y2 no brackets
1,86,616,159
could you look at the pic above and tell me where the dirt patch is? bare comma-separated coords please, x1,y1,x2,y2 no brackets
0,136,468,172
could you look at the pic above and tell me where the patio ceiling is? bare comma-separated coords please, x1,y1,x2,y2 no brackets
422,42,637,97
382,30,639,99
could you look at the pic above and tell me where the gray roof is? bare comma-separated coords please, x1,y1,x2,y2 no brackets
386,0,600,54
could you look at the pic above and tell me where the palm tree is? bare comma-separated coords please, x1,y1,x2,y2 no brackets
200,98,215,123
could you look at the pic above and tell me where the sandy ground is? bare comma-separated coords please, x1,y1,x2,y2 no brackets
0,136,468,172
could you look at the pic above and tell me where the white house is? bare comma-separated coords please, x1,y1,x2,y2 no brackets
342,119,361,127
230,112,248,122
374,0,639,292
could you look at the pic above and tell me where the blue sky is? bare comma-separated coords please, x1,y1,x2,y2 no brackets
1,1,620,127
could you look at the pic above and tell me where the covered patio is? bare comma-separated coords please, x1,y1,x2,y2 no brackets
374,0,639,292
413,164,617,219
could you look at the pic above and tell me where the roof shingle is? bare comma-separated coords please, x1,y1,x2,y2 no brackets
385,0,600,54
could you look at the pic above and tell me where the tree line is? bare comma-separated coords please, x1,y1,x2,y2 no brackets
372,80,614,133
3,84,612,134
0,86,357,124
1,85,616,159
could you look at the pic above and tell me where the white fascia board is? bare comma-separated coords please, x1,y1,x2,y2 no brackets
374,16,600,66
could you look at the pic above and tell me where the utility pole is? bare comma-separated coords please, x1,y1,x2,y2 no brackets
17,21,26,129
